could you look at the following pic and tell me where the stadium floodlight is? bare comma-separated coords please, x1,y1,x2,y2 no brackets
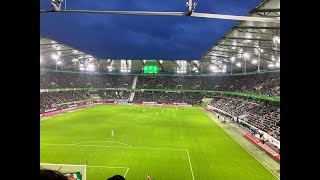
273,36,280,44
51,54,59,60
236,62,241,67
252,59,257,64
210,65,217,70
223,65,227,69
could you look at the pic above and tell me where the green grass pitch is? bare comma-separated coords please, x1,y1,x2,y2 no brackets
40,105,278,180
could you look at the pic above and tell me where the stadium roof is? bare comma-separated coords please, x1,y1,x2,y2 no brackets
40,0,279,75
200,0,280,72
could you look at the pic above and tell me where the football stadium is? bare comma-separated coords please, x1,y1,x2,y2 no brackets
40,0,280,180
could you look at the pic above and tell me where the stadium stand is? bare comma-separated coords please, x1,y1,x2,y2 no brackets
134,92,206,104
40,71,279,97
40,71,280,140
40,70,134,89
136,72,280,97
209,96,280,140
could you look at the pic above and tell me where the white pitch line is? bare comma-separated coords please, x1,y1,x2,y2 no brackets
40,162,85,167
202,109,280,179
186,149,195,180
87,165,128,169
124,168,129,177
74,141,132,147
41,143,187,151
133,146,187,151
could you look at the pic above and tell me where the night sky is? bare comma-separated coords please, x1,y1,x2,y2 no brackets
40,0,261,60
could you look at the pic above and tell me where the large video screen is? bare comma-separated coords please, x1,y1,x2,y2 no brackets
144,66,158,73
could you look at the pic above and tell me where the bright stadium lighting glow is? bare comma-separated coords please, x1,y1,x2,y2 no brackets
268,64,274,68
252,59,257,64
236,62,241,67
273,36,280,44
51,54,59,60
210,65,217,70
223,65,227,69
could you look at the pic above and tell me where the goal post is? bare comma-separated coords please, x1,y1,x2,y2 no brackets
40,163,86,180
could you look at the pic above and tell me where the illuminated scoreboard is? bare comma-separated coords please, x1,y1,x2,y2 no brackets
143,66,158,74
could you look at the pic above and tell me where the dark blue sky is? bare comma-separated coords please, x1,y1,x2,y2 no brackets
40,0,261,60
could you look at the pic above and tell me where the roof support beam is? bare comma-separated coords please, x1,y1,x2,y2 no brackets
251,8,280,17
223,37,273,41
156,60,164,72
40,42,62,46
234,26,280,30
216,44,279,52
40,48,74,54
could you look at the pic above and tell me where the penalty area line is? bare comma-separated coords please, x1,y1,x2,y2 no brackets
186,149,195,180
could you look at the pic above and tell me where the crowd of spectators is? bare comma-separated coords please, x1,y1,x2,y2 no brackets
40,70,134,89
95,91,131,101
136,72,279,97
40,90,132,113
41,70,279,97
209,96,280,140
133,92,206,104
40,91,89,113
40,71,280,140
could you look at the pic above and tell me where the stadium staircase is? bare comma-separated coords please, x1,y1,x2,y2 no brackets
129,76,138,102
